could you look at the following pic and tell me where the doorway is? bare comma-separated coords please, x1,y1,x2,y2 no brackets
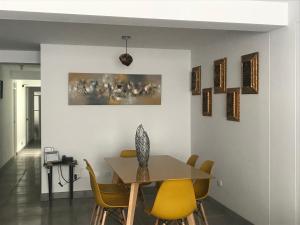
26,87,41,147
13,80,41,152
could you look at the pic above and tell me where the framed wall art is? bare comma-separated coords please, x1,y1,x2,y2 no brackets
0,80,3,99
68,73,161,105
242,52,259,94
202,88,212,116
191,66,201,95
227,88,240,122
214,58,227,93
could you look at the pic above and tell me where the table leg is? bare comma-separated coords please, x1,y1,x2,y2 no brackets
48,167,53,201
126,183,139,225
187,213,196,225
69,165,74,199
112,172,120,184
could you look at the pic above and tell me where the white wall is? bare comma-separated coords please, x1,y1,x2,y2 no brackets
191,31,270,225
0,65,40,169
191,2,300,225
41,44,191,193
269,2,299,225
0,66,15,168
297,18,300,225
0,50,40,64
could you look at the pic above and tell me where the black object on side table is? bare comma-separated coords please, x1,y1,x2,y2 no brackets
43,160,77,201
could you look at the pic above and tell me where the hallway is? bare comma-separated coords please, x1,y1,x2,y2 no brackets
0,145,94,225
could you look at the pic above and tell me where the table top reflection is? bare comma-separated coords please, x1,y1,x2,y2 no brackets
105,155,211,184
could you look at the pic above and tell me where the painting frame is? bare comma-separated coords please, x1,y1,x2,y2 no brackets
68,73,161,105
202,88,212,116
191,66,201,95
0,80,3,99
214,58,227,93
226,88,240,122
242,52,259,94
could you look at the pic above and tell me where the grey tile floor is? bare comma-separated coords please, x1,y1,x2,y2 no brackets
0,145,253,225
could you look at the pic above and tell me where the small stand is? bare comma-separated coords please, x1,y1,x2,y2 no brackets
43,160,77,201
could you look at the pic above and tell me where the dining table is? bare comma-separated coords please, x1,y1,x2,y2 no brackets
105,155,212,225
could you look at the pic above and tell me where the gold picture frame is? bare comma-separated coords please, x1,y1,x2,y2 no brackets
202,88,212,116
214,58,227,93
191,66,201,95
242,52,259,94
227,88,240,122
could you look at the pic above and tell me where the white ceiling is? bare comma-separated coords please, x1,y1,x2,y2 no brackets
0,1,288,51
0,19,258,51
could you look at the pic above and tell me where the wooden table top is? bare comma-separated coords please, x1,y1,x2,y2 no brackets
105,155,211,184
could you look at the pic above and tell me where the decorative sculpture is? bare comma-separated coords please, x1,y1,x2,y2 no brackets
135,124,150,167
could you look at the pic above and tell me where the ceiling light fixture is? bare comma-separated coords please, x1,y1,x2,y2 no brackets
119,35,133,66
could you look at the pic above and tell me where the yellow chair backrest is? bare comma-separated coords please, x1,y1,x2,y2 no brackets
84,159,109,208
151,179,196,220
84,159,95,176
186,154,199,167
194,160,214,199
120,149,137,158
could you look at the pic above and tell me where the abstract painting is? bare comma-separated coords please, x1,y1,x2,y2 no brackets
227,88,240,122
242,52,259,94
68,73,161,105
202,88,212,116
191,66,201,95
214,58,227,93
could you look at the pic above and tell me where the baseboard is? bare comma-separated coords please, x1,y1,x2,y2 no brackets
40,190,93,201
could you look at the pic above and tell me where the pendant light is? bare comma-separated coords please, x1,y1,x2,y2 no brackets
119,36,133,66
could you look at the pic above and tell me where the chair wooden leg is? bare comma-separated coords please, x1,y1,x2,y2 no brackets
139,187,146,206
121,209,127,224
96,207,104,225
187,213,196,225
93,206,100,225
100,210,107,225
199,202,208,225
90,204,97,225
154,218,159,225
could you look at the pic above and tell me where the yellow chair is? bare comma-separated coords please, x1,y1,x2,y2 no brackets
112,149,137,184
147,179,197,225
193,160,214,225
84,160,129,225
84,159,128,194
186,154,199,167
156,154,199,190
120,149,137,158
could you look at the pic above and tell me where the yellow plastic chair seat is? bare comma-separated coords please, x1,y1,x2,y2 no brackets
99,183,129,194
101,192,130,208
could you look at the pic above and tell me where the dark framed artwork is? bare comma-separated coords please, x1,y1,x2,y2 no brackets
191,66,201,95
69,73,161,105
202,88,212,116
0,80,3,99
242,52,259,94
214,58,227,93
227,88,240,122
